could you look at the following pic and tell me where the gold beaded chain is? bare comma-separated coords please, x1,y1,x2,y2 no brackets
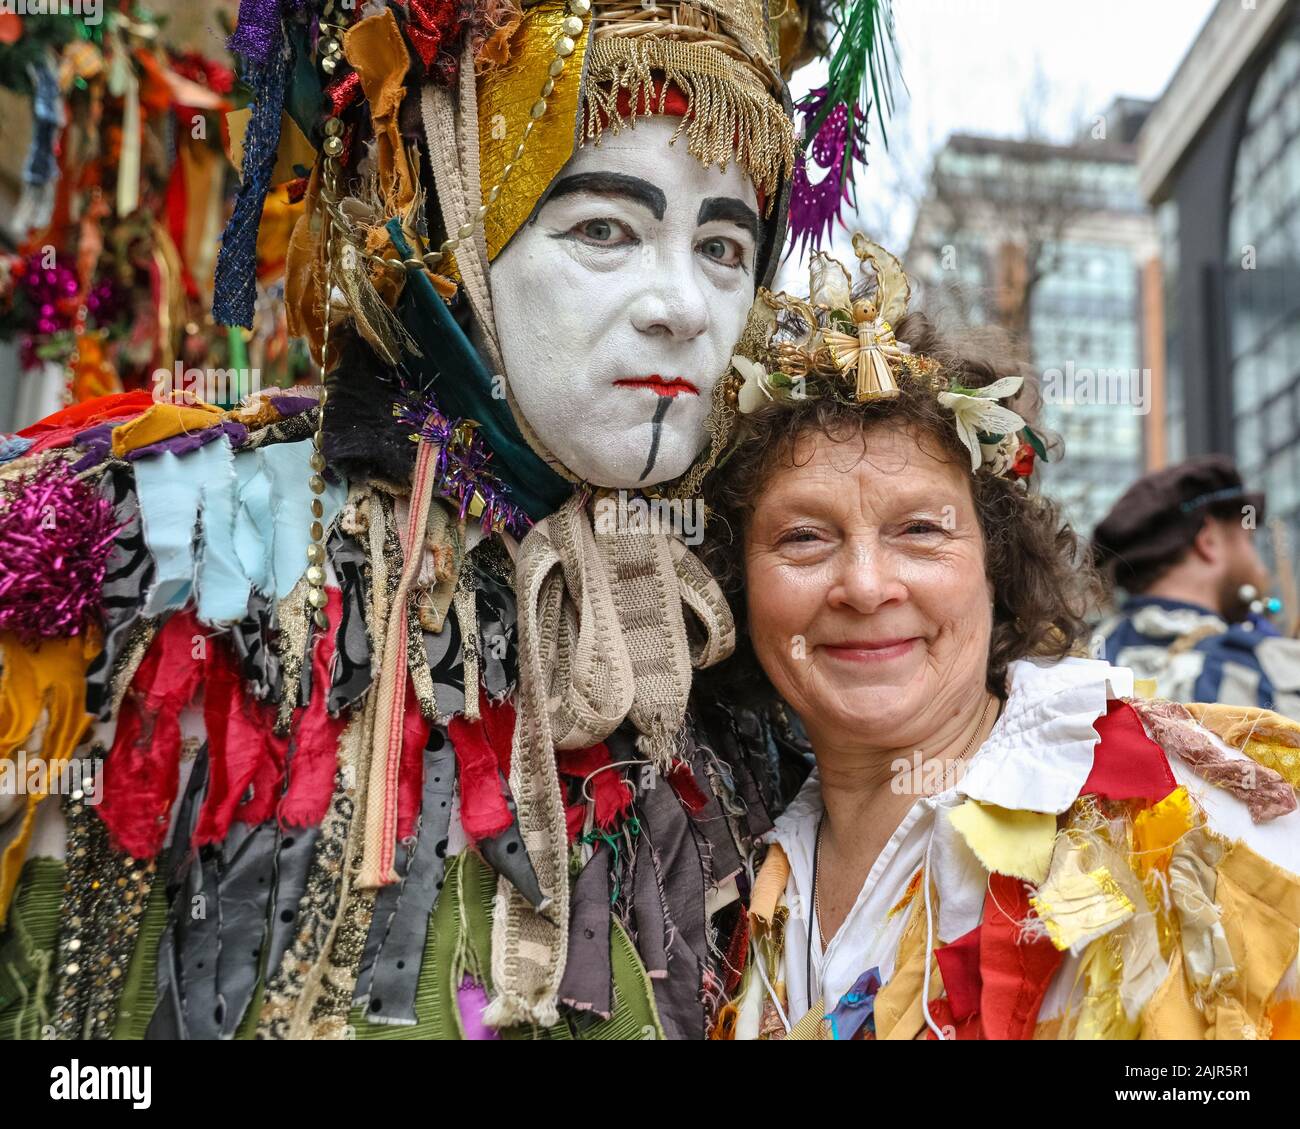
302,0,592,630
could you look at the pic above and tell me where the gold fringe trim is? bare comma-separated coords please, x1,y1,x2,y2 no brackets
580,37,794,211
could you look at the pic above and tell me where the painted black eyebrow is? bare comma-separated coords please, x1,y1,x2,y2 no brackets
542,172,666,219
697,197,759,239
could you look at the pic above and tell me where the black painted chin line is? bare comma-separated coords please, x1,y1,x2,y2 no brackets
638,397,673,483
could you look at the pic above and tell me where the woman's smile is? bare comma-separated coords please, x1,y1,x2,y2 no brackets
818,637,921,663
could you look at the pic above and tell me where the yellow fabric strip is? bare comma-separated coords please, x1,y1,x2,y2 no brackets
1143,839,1300,1039
0,633,98,927
874,895,944,1041
1141,947,1206,1039
110,401,225,458
1132,785,1195,879
1269,998,1300,1040
1212,843,1300,1037
948,799,1056,885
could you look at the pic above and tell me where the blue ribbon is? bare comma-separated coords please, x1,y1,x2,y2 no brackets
213,11,294,329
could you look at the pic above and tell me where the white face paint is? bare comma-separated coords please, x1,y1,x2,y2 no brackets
489,116,759,488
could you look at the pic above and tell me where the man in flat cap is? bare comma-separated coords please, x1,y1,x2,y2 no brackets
1092,455,1300,717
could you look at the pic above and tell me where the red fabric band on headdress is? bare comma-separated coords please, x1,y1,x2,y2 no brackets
586,78,767,212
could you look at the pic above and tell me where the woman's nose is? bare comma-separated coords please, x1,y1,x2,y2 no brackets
825,543,907,614
629,247,709,341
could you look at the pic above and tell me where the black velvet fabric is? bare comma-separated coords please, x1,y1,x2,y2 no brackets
322,336,416,485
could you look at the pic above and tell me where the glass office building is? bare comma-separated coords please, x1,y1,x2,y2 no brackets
1225,15,1300,538
908,129,1158,537
1140,0,1300,566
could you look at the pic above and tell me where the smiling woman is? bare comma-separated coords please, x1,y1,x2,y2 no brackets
702,239,1300,1042
490,116,761,487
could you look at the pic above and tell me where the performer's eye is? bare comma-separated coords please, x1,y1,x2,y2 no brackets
568,218,637,248
697,235,743,268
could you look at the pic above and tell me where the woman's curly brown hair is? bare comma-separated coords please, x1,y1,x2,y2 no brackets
700,311,1101,704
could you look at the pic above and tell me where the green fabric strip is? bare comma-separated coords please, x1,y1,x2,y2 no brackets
111,879,168,1040
353,851,664,1040
0,857,63,1040
387,220,571,522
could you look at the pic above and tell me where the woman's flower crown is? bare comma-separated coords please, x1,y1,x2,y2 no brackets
725,233,1047,481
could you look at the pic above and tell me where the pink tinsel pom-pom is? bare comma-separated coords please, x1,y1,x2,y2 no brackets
0,460,121,643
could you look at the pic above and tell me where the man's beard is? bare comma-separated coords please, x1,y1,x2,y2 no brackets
1218,567,1260,624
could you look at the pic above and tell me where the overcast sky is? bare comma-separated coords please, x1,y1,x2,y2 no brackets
783,0,1220,267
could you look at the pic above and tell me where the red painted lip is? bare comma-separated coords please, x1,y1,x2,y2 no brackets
613,375,699,398
820,638,920,663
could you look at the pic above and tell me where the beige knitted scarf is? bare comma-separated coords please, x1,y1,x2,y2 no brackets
483,492,734,1027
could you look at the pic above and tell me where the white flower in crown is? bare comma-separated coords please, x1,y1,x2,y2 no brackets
979,433,1021,477
732,355,799,414
937,377,1028,471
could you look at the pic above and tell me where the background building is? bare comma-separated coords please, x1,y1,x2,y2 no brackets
907,103,1162,536
1138,0,1300,543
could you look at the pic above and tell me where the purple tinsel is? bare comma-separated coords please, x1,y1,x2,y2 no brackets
0,461,121,643
788,88,869,257
394,391,530,538
227,0,289,66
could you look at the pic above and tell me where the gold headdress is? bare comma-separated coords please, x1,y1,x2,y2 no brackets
726,233,1049,480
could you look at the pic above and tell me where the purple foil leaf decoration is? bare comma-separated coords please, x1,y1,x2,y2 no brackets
788,87,868,258
0,460,121,643
393,388,531,538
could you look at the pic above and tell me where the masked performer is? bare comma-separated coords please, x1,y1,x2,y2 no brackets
702,236,1300,1040
0,0,899,1039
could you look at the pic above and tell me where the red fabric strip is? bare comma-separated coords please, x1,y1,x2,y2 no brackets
98,609,207,858
1084,699,1177,804
977,872,1063,1040
934,923,983,1022
666,760,709,814
279,586,348,829
722,906,751,997
192,637,286,846
555,740,631,831
923,996,983,1040
19,391,158,454
396,678,431,842
447,694,514,843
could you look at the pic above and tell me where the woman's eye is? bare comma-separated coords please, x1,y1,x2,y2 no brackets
698,235,743,268
569,218,635,247
903,520,943,536
779,526,823,545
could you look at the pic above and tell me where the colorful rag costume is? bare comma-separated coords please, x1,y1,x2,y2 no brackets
725,658,1300,1041
0,0,899,1039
